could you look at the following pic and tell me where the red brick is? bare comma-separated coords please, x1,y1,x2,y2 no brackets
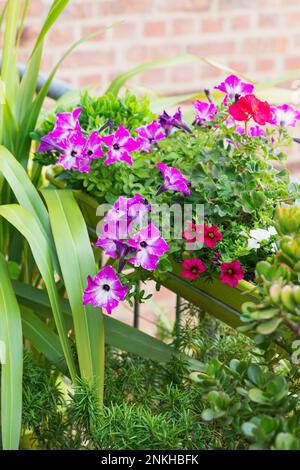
81,25,108,42
230,15,250,31
243,36,289,54
161,0,209,11
112,22,139,39
78,75,103,87
47,26,76,46
201,17,225,33
285,57,300,70
255,58,275,72
170,65,196,83
98,0,153,15
258,14,280,28
172,18,196,35
144,21,166,37
228,61,249,74
188,41,236,56
286,12,300,27
64,49,116,68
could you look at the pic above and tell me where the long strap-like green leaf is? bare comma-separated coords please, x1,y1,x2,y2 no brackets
0,204,77,382
0,254,23,450
0,146,61,275
43,189,105,402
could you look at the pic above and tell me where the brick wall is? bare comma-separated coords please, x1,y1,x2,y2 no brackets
14,0,300,95
2,0,300,170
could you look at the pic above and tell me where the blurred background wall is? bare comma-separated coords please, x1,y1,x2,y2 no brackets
12,0,300,93
12,0,300,170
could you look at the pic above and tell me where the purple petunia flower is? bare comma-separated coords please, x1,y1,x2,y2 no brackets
127,223,169,271
38,108,83,153
135,120,166,152
159,108,191,136
103,194,150,240
193,101,218,125
156,162,190,196
248,125,266,137
95,236,119,259
83,265,128,315
76,131,104,173
37,129,64,153
101,125,140,166
215,75,254,102
271,104,300,127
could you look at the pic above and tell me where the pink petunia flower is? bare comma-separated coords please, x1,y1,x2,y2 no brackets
56,131,87,171
135,120,166,153
101,125,140,166
193,101,218,125
156,162,190,196
127,223,169,271
181,258,207,280
55,107,82,132
229,94,273,125
215,75,254,102
204,225,223,249
83,265,129,315
271,104,300,127
220,260,244,288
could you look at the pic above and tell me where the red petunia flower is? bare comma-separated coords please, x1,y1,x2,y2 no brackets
228,94,273,125
220,260,244,288
181,258,207,280
204,225,223,249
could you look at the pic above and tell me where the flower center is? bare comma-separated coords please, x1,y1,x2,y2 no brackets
87,150,93,156
227,269,233,274
102,284,110,291
71,150,77,157
191,267,198,273
140,241,148,248
208,233,214,238
113,143,120,150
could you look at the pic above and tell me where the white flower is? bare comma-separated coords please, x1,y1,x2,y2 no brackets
248,238,260,250
249,228,271,242
268,226,277,236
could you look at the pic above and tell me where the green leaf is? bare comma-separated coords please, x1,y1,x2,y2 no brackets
0,254,23,450
256,317,283,335
0,146,60,274
12,280,196,366
0,204,77,381
42,189,104,401
15,42,43,124
21,308,67,375
275,433,299,450
248,388,268,404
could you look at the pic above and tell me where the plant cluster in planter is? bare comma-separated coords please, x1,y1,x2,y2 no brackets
35,75,300,316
